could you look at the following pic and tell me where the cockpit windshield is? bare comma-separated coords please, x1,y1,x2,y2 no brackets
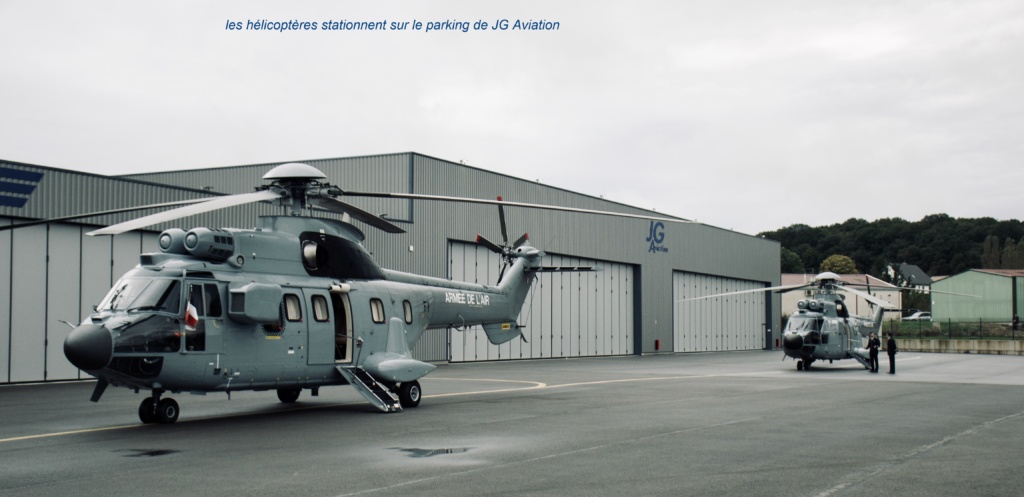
786,315,823,332
98,278,182,314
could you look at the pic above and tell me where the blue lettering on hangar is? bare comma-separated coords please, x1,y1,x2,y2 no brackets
646,220,668,253
0,167,43,208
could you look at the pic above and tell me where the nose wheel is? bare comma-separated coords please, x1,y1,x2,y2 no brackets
796,358,813,371
138,390,180,424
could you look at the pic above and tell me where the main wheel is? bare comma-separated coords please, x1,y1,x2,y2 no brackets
138,397,157,424
277,388,301,403
398,381,421,408
156,398,179,424
796,360,804,371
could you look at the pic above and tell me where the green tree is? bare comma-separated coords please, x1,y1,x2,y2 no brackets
780,247,804,273
903,290,931,312
981,235,1001,268
820,254,857,274
1001,237,1019,268
760,215,1024,277
1000,237,1024,269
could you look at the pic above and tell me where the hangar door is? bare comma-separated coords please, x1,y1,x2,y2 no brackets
673,272,766,352
449,241,634,362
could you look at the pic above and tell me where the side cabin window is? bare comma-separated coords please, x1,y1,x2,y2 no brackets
403,300,413,324
188,283,223,318
370,298,385,324
185,282,223,352
312,295,330,322
284,294,302,322
834,300,849,319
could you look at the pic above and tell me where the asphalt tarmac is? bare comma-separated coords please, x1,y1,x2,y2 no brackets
3,351,1024,497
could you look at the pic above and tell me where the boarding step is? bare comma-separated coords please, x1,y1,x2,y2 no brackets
336,366,402,413
849,349,872,370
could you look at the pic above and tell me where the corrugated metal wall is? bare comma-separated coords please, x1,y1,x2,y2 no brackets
673,272,766,352
932,270,1015,321
1,161,228,231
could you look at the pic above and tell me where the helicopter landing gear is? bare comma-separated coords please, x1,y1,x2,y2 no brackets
796,360,803,371
138,390,180,424
139,397,157,424
277,388,301,403
397,381,421,408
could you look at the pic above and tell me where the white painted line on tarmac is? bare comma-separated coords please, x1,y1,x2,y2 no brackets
1,370,783,444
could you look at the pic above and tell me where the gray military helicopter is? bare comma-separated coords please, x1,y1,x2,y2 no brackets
774,272,894,370
10,162,685,424
680,271,896,371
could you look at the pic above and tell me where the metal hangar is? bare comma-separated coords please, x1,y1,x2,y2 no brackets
0,153,781,384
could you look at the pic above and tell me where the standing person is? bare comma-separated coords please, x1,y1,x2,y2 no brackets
867,332,880,373
887,333,897,374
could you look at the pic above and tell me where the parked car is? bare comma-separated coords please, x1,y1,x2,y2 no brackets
903,311,931,321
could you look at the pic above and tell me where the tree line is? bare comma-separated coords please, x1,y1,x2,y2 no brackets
760,214,1024,278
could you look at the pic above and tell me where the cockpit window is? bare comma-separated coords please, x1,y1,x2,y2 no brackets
98,278,182,314
786,315,823,332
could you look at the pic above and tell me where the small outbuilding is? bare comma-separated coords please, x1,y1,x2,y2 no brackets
931,269,1024,322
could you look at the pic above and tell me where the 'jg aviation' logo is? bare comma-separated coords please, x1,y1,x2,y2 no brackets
646,220,668,253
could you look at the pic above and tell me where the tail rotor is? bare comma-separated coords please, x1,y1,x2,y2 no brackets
476,196,529,283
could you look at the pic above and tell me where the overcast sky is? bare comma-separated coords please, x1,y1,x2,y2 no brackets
1,1,1021,235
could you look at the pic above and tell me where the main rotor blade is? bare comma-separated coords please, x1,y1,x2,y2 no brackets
837,286,897,309
340,191,693,225
526,266,596,273
837,282,975,298
315,197,405,233
675,283,812,303
512,233,529,249
87,190,281,236
0,198,212,232
916,288,978,297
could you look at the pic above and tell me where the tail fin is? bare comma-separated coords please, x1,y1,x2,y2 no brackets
481,246,541,345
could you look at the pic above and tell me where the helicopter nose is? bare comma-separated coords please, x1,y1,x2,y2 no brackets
783,334,803,351
64,324,113,371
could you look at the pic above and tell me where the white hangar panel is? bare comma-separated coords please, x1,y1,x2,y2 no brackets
449,241,634,362
0,219,160,384
10,225,47,382
673,272,766,353
45,224,83,381
81,234,114,319
0,219,11,383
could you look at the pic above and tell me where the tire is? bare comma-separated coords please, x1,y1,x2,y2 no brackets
277,388,301,403
138,397,157,424
398,381,421,408
156,398,179,424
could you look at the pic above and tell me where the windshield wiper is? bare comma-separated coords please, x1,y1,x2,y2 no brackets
127,306,171,313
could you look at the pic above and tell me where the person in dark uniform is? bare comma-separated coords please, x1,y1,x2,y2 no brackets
867,332,880,373
887,333,897,374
